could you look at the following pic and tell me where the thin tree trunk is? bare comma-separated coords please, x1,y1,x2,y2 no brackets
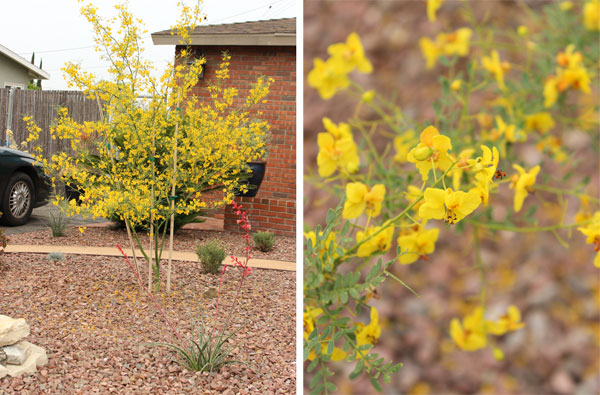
124,219,141,283
149,118,157,292
167,94,182,292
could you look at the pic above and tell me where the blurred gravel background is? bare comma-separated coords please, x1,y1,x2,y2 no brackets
303,1,600,393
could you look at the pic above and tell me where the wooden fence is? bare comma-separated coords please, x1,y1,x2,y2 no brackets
0,88,102,159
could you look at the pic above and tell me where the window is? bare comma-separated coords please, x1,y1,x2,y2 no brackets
3,83,24,89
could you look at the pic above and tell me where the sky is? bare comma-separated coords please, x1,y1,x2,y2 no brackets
0,0,296,90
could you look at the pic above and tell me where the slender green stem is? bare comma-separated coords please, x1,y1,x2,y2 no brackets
534,184,600,203
466,218,590,232
473,226,486,306
384,270,419,297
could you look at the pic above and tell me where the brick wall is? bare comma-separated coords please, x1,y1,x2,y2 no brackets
176,45,296,237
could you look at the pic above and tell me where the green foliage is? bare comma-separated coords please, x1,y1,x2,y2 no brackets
148,314,242,373
46,252,65,261
252,231,275,252
43,201,71,237
196,240,226,274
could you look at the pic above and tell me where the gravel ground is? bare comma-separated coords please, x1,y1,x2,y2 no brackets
0,253,296,394
7,226,296,262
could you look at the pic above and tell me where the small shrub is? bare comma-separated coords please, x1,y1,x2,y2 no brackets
46,252,65,261
253,231,275,252
44,205,70,237
196,240,226,274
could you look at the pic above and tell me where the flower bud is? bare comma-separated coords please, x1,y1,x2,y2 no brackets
361,90,375,103
412,146,434,161
450,79,462,92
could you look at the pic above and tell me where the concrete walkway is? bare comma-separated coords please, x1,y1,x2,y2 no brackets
5,244,295,271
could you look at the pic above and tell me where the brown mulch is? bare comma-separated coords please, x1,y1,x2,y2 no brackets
8,226,295,262
0,253,296,394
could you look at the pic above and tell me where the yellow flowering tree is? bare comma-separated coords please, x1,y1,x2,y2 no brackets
305,1,599,391
26,2,272,292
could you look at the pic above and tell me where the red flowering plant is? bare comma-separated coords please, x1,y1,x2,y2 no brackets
118,201,254,373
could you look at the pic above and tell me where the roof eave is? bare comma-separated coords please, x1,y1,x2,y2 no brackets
0,44,50,80
151,33,296,46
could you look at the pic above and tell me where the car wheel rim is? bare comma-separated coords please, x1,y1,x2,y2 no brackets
9,181,31,219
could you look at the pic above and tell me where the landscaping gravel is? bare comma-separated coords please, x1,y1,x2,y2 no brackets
0,253,296,393
8,226,296,262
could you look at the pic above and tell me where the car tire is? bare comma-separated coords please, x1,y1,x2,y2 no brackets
1,172,35,226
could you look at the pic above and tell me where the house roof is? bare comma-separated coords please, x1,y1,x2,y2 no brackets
152,18,296,46
0,44,50,80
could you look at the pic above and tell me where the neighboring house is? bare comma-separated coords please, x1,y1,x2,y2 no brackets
0,44,50,90
152,18,296,237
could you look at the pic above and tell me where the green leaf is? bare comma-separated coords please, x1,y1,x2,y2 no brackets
306,357,319,373
349,359,364,380
326,339,334,355
325,382,337,392
366,260,382,282
340,290,348,304
310,369,323,389
349,288,360,299
370,377,383,393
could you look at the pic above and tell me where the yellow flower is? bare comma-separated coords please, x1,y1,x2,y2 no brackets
419,28,472,69
328,32,373,74
517,25,528,36
418,188,481,225
482,50,510,91
451,148,475,190
468,145,500,183
394,130,417,163
525,112,555,134
450,79,462,91
577,211,600,268
356,306,381,350
466,145,499,206
304,230,339,261
427,0,445,21
361,90,375,103
397,227,439,264
450,307,487,351
510,164,540,212
78,226,87,234
544,76,559,108
307,57,350,100
304,307,347,361
343,182,386,219
405,185,425,215
560,1,573,11
544,45,592,108
584,0,600,30
356,224,394,257
317,118,360,177
407,126,453,181
420,37,439,69
486,305,526,335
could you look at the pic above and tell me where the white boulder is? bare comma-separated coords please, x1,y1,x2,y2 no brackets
0,341,47,378
0,315,30,347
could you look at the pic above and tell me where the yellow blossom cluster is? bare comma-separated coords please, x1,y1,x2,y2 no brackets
544,45,591,108
26,2,272,277
308,33,372,99
420,28,472,69
450,305,525,356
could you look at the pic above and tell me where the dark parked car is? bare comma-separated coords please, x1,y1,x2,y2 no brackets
0,147,51,226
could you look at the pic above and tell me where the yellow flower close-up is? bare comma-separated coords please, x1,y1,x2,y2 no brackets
510,164,541,212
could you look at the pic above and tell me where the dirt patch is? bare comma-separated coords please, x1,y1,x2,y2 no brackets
0,253,295,394
7,226,296,262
